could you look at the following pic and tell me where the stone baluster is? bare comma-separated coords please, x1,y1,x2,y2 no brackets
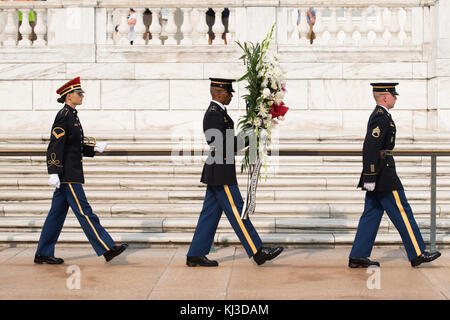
297,8,309,45
327,7,339,45
403,7,412,44
0,9,5,46
18,8,32,46
3,9,17,47
287,8,297,43
228,7,236,44
358,7,369,45
165,8,177,45
191,8,201,44
389,7,401,45
343,8,354,45
196,8,209,45
313,7,325,45
33,8,47,47
105,8,114,45
149,8,162,45
134,8,146,45
0,9,7,47
373,7,385,45
180,8,193,45
212,8,225,45
118,9,129,45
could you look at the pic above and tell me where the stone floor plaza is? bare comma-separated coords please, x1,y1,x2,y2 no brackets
0,246,448,300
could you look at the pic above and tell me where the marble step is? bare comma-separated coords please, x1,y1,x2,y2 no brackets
3,130,450,144
0,164,446,177
0,176,448,190
1,217,448,234
0,216,448,247
2,155,442,165
2,142,450,156
1,202,449,218
0,189,446,203
0,229,448,248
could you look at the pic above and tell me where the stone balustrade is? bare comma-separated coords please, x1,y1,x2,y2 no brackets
0,0,435,49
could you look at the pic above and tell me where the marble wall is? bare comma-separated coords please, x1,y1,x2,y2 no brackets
0,61,433,136
0,1,448,136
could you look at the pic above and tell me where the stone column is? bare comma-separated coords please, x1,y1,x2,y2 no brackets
429,0,450,131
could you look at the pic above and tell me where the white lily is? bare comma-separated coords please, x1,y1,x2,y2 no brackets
274,91,285,105
261,77,268,88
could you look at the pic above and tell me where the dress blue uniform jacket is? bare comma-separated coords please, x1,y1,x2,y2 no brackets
46,104,95,184
358,105,403,192
201,101,243,186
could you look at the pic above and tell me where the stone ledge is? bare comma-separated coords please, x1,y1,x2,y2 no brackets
2,202,447,218
1,231,448,247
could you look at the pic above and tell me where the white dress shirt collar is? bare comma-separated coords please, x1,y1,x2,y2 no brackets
211,100,226,110
377,104,390,114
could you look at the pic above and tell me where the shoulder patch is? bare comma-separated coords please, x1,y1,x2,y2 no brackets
372,126,381,138
52,127,65,139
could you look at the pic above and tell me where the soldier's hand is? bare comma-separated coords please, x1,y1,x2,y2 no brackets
364,182,376,191
94,141,108,153
48,174,60,189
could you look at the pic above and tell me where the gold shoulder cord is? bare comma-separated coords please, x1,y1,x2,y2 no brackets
47,153,62,168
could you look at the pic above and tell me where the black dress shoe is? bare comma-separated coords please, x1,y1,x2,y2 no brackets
34,255,64,265
253,246,284,266
186,256,218,267
104,244,128,262
411,251,441,267
348,257,380,268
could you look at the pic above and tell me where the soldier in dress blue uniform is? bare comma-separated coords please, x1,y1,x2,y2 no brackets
349,83,441,268
34,77,128,264
186,78,284,267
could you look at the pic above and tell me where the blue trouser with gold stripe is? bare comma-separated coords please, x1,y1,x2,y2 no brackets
350,190,426,261
187,184,262,258
36,183,115,257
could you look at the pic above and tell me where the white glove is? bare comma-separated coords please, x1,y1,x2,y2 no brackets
94,141,108,153
48,174,60,189
364,182,376,192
